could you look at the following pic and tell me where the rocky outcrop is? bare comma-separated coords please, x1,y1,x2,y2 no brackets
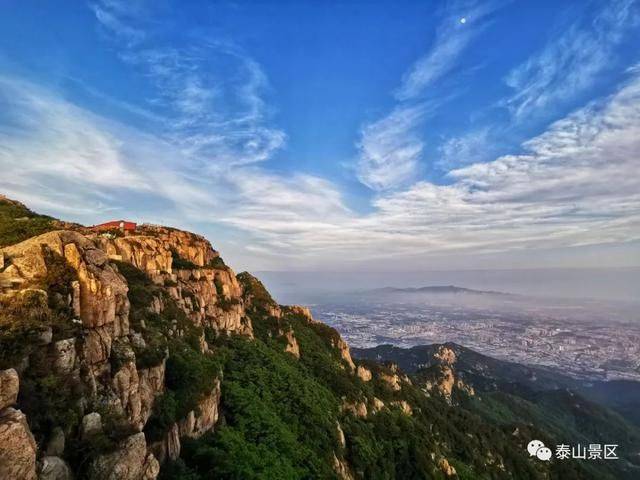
178,380,221,439
97,231,252,337
342,400,368,418
434,346,456,366
332,453,355,480
438,457,457,477
81,412,103,440
0,407,38,480
112,360,166,431
332,337,355,371
356,365,372,382
379,371,402,391
89,433,159,480
284,329,300,358
1,231,131,369
150,423,181,465
0,368,19,410
370,397,385,413
390,400,412,415
285,305,314,322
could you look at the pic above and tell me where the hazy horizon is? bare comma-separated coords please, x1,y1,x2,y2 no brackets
257,267,640,305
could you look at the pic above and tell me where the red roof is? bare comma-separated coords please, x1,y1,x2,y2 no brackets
93,220,137,231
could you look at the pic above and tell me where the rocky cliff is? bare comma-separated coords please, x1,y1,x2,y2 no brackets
0,199,363,479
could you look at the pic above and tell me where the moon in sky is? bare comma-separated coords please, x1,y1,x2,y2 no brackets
460,17,467,24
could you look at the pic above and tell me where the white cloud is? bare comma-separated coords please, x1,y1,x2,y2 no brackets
1,70,639,269
437,127,493,170
504,0,640,118
355,1,503,191
356,105,427,191
395,0,501,101
90,1,286,170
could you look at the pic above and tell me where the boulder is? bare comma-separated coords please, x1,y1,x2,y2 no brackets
0,408,37,480
356,365,372,382
0,368,19,410
81,412,103,439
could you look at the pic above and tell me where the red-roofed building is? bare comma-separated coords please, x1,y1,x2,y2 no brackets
93,220,137,232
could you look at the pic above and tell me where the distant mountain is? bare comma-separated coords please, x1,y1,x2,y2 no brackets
354,343,640,474
366,285,515,296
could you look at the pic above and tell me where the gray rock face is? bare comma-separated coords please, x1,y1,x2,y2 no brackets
39,456,72,480
0,407,37,480
89,433,159,480
81,412,103,439
0,368,19,410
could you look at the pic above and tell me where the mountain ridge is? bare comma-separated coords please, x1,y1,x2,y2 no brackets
1,195,638,480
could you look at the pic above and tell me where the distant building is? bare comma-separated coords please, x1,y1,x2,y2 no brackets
92,220,137,232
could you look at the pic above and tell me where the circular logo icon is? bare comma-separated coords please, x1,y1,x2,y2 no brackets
536,447,552,461
527,440,545,457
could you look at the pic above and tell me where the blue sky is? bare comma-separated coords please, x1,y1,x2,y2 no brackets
0,0,639,271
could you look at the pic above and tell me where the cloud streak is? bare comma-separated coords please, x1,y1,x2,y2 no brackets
504,0,640,118
396,0,501,101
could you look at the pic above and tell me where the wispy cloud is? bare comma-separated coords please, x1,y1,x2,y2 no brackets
356,105,427,191
2,68,639,269
436,127,493,171
395,0,502,101
355,0,503,191
504,0,640,118
90,1,286,170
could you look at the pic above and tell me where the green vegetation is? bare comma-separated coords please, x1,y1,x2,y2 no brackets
0,197,56,247
206,256,226,269
236,271,277,315
171,250,199,270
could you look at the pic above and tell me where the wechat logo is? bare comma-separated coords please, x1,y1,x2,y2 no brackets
527,440,552,461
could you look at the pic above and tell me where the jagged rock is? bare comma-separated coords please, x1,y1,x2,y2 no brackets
438,457,457,477
150,423,180,464
336,422,346,448
179,380,221,438
45,427,65,457
89,432,159,480
0,407,37,480
112,360,165,431
1,231,131,368
332,453,354,480
342,401,368,418
437,366,455,398
39,456,72,480
332,337,355,371
391,400,412,415
371,397,385,413
0,368,19,410
434,346,457,366
81,412,103,439
284,329,300,358
456,378,475,397
379,371,402,391
356,365,372,382
287,305,314,322
49,339,77,375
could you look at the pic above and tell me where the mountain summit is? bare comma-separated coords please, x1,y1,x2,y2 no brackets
0,196,637,480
